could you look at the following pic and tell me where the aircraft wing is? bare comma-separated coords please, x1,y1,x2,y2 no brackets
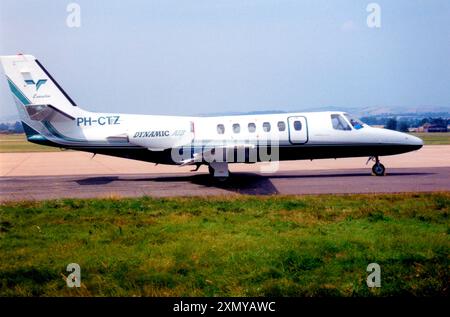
180,143,256,166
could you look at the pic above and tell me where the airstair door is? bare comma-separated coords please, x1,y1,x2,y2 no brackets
287,116,308,144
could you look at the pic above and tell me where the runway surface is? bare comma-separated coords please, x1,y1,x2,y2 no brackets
1,167,449,201
1,145,449,177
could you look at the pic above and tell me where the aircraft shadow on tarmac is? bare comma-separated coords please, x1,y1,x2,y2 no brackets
74,170,434,196
154,173,280,195
75,173,279,195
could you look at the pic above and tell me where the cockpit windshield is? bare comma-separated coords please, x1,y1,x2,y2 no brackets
344,114,365,130
331,114,352,131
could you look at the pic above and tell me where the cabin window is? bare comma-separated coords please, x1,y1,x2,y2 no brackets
217,124,225,134
277,121,286,131
248,123,256,133
262,122,271,132
232,123,240,134
331,114,352,131
293,121,302,131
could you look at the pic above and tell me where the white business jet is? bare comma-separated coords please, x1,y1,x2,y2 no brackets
0,55,423,179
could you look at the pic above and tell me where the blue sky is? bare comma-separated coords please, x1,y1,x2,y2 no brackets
0,0,449,117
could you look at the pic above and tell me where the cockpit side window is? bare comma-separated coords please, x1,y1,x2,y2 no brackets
344,114,365,130
331,114,352,131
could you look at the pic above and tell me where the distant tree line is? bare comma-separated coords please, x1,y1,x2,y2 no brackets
360,116,449,132
0,121,24,133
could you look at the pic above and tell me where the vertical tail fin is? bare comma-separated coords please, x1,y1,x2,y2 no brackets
0,54,84,120
1,54,89,145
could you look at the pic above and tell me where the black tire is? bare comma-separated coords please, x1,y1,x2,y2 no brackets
372,163,386,176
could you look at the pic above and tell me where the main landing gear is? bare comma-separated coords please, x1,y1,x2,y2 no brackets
367,156,386,176
208,162,230,181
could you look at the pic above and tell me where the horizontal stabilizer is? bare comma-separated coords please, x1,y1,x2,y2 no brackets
26,104,75,122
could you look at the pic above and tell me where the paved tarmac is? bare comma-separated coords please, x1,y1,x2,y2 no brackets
1,145,449,177
1,146,448,201
1,167,449,201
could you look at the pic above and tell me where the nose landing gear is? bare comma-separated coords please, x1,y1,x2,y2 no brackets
367,156,386,176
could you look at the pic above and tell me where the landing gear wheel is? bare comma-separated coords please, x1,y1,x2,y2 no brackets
208,165,214,176
367,156,386,176
208,162,230,181
372,163,386,176
208,166,228,182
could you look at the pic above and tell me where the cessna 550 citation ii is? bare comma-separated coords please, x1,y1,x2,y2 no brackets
1,54,423,179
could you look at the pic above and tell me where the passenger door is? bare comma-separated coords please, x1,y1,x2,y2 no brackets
287,116,308,144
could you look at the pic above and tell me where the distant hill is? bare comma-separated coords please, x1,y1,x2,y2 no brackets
1,105,449,121
199,105,450,117
295,105,450,117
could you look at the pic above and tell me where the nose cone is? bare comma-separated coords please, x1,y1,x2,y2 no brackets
406,134,424,148
399,133,423,152
383,129,423,151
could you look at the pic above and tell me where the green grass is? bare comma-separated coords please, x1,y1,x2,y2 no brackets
0,134,59,152
0,193,448,296
409,132,450,145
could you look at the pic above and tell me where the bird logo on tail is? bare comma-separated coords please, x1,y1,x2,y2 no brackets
24,79,47,91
